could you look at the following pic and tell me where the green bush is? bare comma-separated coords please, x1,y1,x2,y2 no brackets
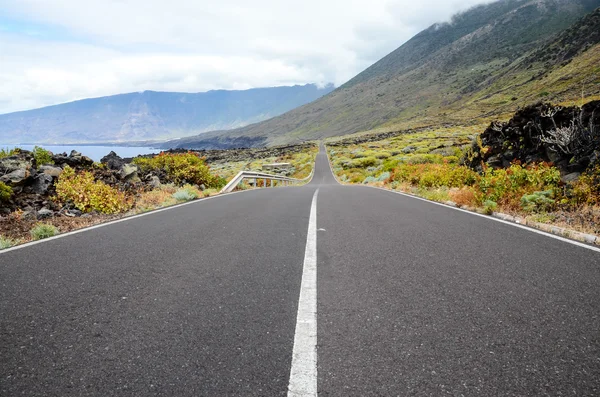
202,188,219,197
569,164,600,206
521,190,555,213
374,152,391,159
0,181,12,202
133,152,224,188
475,163,560,209
55,166,132,214
30,223,59,240
406,154,444,164
483,200,498,215
172,185,200,201
376,171,391,182
444,155,460,164
391,163,478,189
418,187,451,202
32,146,54,165
0,235,20,250
381,159,400,172
212,175,228,189
0,147,20,159
347,157,378,169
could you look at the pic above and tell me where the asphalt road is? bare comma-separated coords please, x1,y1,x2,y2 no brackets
2,146,600,396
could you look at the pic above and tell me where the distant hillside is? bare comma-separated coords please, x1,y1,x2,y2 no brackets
166,0,600,149
0,84,334,144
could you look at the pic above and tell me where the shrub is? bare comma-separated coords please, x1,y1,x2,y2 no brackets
237,181,250,190
202,188,219,197
0,235,20,250
391,163,478,189
406,154,443,164
345,169,368,183
381,159,400,172
569,164,600,206
133,152,224,188
212,175,228,189
418,187,451,202
376,171,391,182
172,190,196,201
449,188,477,207
30,223,59,240
374,152,391,159
32,146,54,165
446,151,464,163
344,157,378,169
521,190,555,213
0,147,20,159
475,163,560,209
55,166,132,214
0,181,12,202
418,171,442,188
172,185,201,201
483,200,498,215
135,184,177,211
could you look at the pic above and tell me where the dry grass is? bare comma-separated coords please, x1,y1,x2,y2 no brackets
0,211,121,246
449,188,478,207
135,184,179,212
327,119,600,238
547,205,600,235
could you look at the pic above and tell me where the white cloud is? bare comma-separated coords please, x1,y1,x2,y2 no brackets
0,0,495,113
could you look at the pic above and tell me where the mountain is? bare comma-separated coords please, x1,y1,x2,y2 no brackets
165,0,600,149
0,84,335,144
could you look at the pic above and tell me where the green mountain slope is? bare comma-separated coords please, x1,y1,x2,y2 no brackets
167,0,600,149
0,84,334,144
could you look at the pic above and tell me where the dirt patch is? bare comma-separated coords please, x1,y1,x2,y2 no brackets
0,212,120,243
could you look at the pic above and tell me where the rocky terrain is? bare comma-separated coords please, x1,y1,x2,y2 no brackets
0,149,159,224
465,100,600,178
0,143,317,245
1,150,94,217
326,98,600,238
0,143,314,216
156,143,316,163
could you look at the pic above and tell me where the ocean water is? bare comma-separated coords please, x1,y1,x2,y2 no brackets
0,144,161,162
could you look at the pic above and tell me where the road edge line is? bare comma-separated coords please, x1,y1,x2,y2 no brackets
0,189,253,255
288,188,319,397
322,143,600,253
370,185,600,253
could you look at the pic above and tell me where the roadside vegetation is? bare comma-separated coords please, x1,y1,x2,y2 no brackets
56,166,133,214
0,144,318,249
30,223,59,240
0,147,21,159
327,100,600,237
208,144,318,182
132,152,227,188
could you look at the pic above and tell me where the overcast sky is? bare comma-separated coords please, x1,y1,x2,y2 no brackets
0,0,494,113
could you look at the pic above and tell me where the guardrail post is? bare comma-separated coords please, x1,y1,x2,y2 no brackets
219,168,313,193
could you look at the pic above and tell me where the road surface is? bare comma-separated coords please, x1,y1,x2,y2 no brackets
1,146,599,396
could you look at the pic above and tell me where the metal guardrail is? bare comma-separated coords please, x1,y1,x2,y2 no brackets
220,170,312,193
